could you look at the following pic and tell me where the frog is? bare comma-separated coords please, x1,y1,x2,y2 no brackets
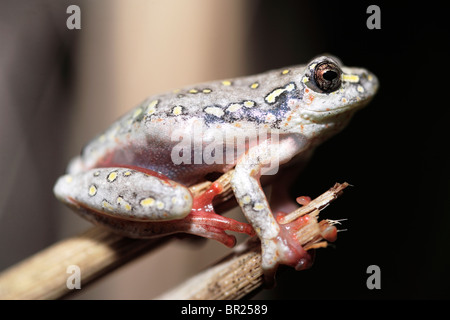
54,55,378,281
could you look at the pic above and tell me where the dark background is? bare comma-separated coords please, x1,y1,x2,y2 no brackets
0,0,448,299
251,0,449,299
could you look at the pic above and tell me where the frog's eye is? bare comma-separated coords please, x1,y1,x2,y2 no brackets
313,61,342,93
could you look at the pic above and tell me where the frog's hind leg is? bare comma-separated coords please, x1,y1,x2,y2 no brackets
118,180,255,247
54,168,253,247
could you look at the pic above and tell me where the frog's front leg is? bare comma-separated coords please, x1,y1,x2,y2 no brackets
231,135,313,283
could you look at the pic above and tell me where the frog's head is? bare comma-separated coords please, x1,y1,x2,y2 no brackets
286,55,378,145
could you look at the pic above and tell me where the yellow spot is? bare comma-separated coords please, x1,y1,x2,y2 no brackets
189,89,198,94
140,197,155,207
99,135,106,143
65,175,73,183
253,203,265,211
133,108,143,118
172,106,183,116
172,88,180,93
156,200,165,210
102,200,114,211
302,76,309,83
146,99,159,115
243,195,251,204
171,197,178,204
88,185,97,196
227,103,241,112
94,171,100,177
342,98,347,103
282,69,290,75
222,80,232,86
309,63,317,70
184,194,190,200
265,88,284,104
357,85,365,93
368,74,373,81
286,83,295,91
107,171,118,182
265,83,295,104
123,171,132,176
250,82,259,89
117,197,132,211
205,106,224,117
342,74,360,83
243,100,255,108
202,88,212,94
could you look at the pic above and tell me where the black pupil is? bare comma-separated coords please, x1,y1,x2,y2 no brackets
323,70,337,81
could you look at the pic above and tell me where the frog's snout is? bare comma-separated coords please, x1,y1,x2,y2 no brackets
359,69,379,96
341,66,379,101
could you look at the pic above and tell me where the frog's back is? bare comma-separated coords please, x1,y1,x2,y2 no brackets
110,64,306,133
71,65,308,182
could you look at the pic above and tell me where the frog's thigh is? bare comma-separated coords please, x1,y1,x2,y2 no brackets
54,167,193,221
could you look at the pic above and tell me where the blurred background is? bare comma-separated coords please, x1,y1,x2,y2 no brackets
0,0,449,299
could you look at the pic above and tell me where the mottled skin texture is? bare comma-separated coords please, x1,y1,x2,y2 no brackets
54,55,378,278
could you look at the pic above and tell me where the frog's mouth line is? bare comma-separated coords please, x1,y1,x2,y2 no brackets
301,98,370,116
